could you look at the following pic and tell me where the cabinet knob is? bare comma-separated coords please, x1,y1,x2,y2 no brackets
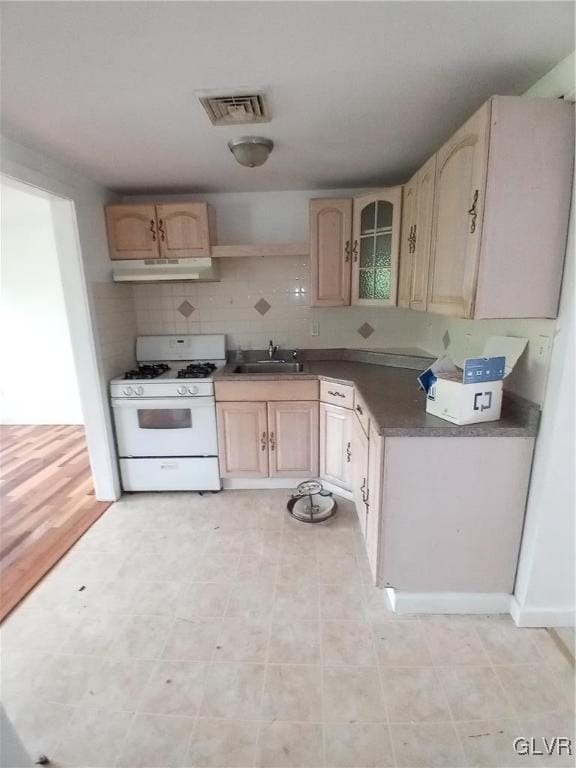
356,404,363,415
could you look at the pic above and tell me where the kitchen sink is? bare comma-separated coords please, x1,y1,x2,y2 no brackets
233,361,304,374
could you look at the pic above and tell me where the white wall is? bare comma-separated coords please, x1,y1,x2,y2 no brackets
0,181,83,424
1,135,135,500
512,53,575,627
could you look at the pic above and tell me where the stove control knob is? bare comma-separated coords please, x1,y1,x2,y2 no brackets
123,386,134,396
177,385,188,395
135,386,144,396
188,385,199,395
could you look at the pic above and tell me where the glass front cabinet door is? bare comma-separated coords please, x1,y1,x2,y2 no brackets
351,187,402,306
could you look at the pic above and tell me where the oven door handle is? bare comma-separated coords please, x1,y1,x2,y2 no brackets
111,397,215,409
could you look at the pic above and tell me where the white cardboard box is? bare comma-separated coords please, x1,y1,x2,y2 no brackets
422,336,528,426
426,377,504,425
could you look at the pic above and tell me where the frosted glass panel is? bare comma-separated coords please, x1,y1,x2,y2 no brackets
375,234,391,268
360,236,374,268
374,269,391,299
359,269,374,299
360,203,376,234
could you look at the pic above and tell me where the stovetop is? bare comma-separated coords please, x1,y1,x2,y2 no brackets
120,360,222,382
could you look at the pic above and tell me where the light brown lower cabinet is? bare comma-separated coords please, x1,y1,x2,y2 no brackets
267,401,319,478
217,400,318,479
319,403,353,489
216,401,268,478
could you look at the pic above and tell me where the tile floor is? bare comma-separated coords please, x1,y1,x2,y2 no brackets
1,490,574,768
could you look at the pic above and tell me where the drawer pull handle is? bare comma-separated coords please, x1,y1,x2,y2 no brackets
356,404,364,415
158,218,166,242
346,442,352,462
328,390,345,398
344,240,351,262
149,219,157,242
261,431,267,451
269,432,276,451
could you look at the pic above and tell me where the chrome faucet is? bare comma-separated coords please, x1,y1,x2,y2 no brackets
268,339,278,360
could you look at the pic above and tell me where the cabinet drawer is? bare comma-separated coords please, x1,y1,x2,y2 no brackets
353,390,370,436
320,380,354,409
215,380,318,402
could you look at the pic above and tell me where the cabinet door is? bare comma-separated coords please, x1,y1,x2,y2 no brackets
351,413,369,537
105,205,159,260
319,403,352,489
410,154,436,312
351,186,402,306
156,203,210,258
268,401,319,478
428,103,490,317
216,402,268,478
310,199,352,306
397,176,418,308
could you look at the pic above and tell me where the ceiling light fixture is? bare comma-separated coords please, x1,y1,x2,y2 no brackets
228,136,274,168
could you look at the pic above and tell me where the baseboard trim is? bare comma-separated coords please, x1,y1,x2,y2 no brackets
386,588,512,615
320,480,353,501
510,597,576,627
222,478,309,490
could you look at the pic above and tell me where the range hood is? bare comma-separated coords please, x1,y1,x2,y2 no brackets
112,257,220,283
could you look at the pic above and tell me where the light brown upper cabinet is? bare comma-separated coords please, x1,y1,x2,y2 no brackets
427,102,490,317
310,188,402,307
105,205,160,260
397,96,574,319
410,155,436,312
155,203,210,258
105,203,211,260
351,188,402,306
310,199,352,306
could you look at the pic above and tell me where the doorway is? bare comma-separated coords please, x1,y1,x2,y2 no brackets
0,178,111,619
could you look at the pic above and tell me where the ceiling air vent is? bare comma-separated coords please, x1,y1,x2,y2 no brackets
198,91,270,126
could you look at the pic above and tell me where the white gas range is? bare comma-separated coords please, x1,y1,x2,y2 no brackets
110,334,226,492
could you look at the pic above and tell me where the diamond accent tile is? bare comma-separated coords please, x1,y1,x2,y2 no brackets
254,298,271,316
177,301,195,318
357,322,375,339
442,330,451,349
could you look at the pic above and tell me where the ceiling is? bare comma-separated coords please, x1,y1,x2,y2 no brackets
1,1,573,193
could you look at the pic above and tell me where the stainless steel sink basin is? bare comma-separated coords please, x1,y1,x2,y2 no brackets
233,361,304,374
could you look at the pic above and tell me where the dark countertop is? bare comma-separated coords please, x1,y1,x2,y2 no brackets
216,351,540,438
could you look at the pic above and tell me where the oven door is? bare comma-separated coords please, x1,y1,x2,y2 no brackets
112,397,218,458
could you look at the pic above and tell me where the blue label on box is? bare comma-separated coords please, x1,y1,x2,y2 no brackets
463,356,505,383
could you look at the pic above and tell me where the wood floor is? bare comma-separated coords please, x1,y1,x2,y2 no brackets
0,425,110,621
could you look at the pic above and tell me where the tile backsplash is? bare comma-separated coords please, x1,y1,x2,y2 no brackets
133,256,423,353
92,282,137,379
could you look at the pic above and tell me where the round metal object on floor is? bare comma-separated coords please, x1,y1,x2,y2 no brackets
287,480,337,523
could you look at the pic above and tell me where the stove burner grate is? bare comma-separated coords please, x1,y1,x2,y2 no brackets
177,362,217,379
123,363,171,380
